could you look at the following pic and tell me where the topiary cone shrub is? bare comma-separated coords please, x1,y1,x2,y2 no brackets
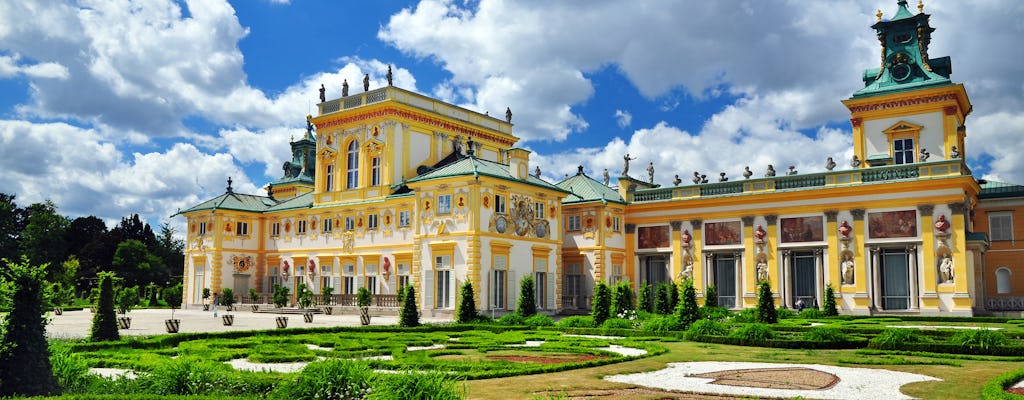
756,281,778,324
823,284,838,316
516,275,537,317
0,257,57,397
456,281,477,323
591,282,611,326
400,285,420,327
704,284,718,307
611,280,634,317
676,280,699,329
637,283,652,313
90,272,119,342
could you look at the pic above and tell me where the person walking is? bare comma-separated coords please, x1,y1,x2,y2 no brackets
213,292,220,318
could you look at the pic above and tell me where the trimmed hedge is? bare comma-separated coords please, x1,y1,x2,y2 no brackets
688,334,868,350
982,367,1024,399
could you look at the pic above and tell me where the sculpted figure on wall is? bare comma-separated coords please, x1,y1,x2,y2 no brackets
841,255,855,285
939,255,954,283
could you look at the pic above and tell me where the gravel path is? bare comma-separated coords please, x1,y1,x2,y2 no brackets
604,361,939,400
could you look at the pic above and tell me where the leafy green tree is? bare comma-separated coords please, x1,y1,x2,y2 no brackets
756,281,778,324
591,282,611,326
400,285,420,327
823,284,839,316
610,280,634,316
64,216,108,283
153,222,184,285
704,284,718,307
56,256,80,291
112,239,164,287
162,283,183,319
516,275,536,317
0,256,57,396
676,280,699,329
19,200,69,280
669,281,680,310
220,287,235,309
637,283,653,313
296,283,313,308
655,283,673,314
456,280,477,323
0,194,26,262
90,272,119,341
116,285,139,315
272,284,289,308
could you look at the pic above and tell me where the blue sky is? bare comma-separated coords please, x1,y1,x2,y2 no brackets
1,0,1022,234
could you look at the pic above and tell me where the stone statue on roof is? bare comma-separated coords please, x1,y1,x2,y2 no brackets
743,166,753,179
920,148,930,162
622,153,637,175
319,83,325,103
602,169,610,186
363,73,370,91
850,155,862,168
950,145,960,159
765,164,776,177
673,174,681,186
386,65,393,86
451,135,463,155
647,162,655,183
534,165,541,178
342,79,349,97
825,157,836,171
505,107,512,123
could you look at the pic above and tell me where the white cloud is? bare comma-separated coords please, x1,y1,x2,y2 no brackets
0,53,69,79
614,109,632,128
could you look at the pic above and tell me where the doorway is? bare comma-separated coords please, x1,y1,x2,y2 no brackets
881,249,911,310
713,254,737,308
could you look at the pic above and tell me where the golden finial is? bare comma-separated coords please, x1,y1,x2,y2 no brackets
918,0,924,13
876,9,883,22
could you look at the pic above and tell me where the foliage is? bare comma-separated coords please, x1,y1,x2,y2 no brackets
220,287,235,308
798,308,827,319
0,256,57,396
357,286,373,308
637,283,652,313
684,319,729,340
591,282,611,326
202,287,211,303
320,283,333,304
272,283,290,308
116,284,139,314
556,316,594,328
703,284,718,307
162,283,183,319
400,285,420,327
50,281,76,308
146,283,160,306
270,359,375,400
654,283,673,314
756,281,778,324
297,283,314,308
981,367,1024,400
669,281,680,310
455,281,477,323
516,275,537,317
676,281,699,329
49,344,91,394
147,356,232,395
802,326,849,342
249,288,260,303
951,330,1010,352
869,328,931,349
824,284,839,316
700,306,733,321
498,312,526,326
19,200,70,280
733,308,757,323
367,370,465,400
600,318,635,329
112,239,164,288
90,272,120,342
524,314,555,327
775,307,797,320
610,280,634,316
641,314,683,333
729,323,775,344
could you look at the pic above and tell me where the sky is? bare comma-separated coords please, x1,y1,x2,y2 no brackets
1,0,1023,235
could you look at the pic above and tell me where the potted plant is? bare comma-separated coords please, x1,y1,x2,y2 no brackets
320,283,334,315
202,287,211,311
163,283,183,333
116,285,138,329
272,283,289,308
249,288,260,312
297,283,314,323
357,286,372,325
49,282,75,316
220,288,235,311
276,316,288,328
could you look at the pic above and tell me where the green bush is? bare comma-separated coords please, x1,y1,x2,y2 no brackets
729,323,775,344
400,286,420,327
684,319,729,340
733,308,757,323
756,281,777,324
146,357,231,395
116,285,139,315
220,288,235,309
556,316,594,328
516,276,537,317
669,282,680,310
870,328,931,349
523,314,555,327
654,283,673,315
641,315,682,333
981,367,1024,400
0,257,58,396
367,370,465,400
497,312,525,326
676,281,699,329
272,283,290,308
357,286,372,308
270,359,374,400
296,283,314,309
49,344,91,394
455,281,477,323
824,284,838,316
951,329,1010,352
637,283,652,313
610,280,634,316
600,318,635,330
147,283,161,306
704,285,718,307
320,284,333,305
591,282,611,326
162,283,183,319
90,272,120,342
700,306,733,321
798,308,826,319
776,307,797,319
802,326,849,342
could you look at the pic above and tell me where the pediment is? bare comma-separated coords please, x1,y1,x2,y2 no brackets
882,120,923,135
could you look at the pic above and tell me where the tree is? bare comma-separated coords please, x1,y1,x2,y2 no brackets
669,281,680,310
0,256,57,396
90,272,119,341
116,285,139,315
756,281,778,324
220,288,235,310
676,281,699,329
296,283,313,308
591,282,611,326
112,239,164,287
824,284,839,316
153,222,184,285
272,284,289,308
655,283,673,314
637,283,653,313
455,280,477,323
162,283,183,319
0,194,26,262
610,280,634,316
704,284,718,308
19,200,69,280
399,285,420,327
56,256,80,291
516,275,536,317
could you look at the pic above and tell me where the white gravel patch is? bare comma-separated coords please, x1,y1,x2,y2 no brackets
604,361,939,400
407,344,445,351
358,355,394,361
890,325,1002,331
1012,378,1024,389
305,343,333,351
598,344,647,357
507,340,546,347
562,334,625,340
89,368,137,380
226,358,322,373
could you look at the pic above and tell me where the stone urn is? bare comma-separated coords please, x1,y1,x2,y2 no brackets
54,307,64,316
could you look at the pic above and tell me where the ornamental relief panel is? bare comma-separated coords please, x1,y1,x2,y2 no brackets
486,194,549,239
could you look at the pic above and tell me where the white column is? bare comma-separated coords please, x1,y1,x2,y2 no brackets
908,245,919,310
815,248,824,308
782,250,793,308
871,247,882,310
735,251,743,309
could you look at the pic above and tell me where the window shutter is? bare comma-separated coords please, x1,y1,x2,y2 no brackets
507,271,517,311
423,271,434,311
449,276,458,309
547,272,556,310
262,276,268,294
333,277,341,294
487,271,494,310
357,276,365,291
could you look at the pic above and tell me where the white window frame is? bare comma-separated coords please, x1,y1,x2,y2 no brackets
437,194,452,215
434,255,452,309
235,222,248,236
495,194,506,214
535,202,544,220
323,218,333,233
346,140,359,189
199,222,207,236
613,216,621,232
325,164,334,192
271,222,280,237
399,210,411,228
893,137,914,165
297,220,307,235
996,267,1012,294
371,156,381,186
492,255,507,309
566,215,581,232
368,214,379,230
345,216,355,231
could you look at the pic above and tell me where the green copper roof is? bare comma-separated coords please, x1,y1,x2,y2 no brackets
890,0,915,21
265,192,314,212
177,192,277,215
556,168,626,205
406,156,568,194
979,180,1024,199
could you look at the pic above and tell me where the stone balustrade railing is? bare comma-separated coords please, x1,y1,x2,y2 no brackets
318,87,513,135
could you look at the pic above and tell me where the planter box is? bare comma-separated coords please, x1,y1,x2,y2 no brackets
222,314,234,326
54,307,63,316
165,319,180,333
276,316,288,328
359,307,371,325
203,304,210,311
322,307,333,315
251,305,259,312
303,312,314,323
117,316,131,330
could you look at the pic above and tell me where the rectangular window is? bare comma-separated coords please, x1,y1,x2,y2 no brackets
343,277,355,295
397,262,410,293
271,222,280,237
495,194,506,214
493,255,507,309
366,276,377,294
610,264,624,285
323,218,333,233
534,271,547,309
990,212,1013,241
325,164,334,192
399,210,411,228
535,202,544,219
566,215,581,232
199,222,207,235
435,255,451,309
368,214,379,230
613,216,621,232
297,220,307,235
345,216,355,231
437,194,452,215
398,275,410,292
893,138,914,165
371,157,381,186
235,222,248,236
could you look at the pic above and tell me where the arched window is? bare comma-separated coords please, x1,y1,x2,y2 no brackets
346,140,359,189
996,267,1012,294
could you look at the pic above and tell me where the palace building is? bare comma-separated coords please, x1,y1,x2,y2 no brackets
177,1,1023,317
